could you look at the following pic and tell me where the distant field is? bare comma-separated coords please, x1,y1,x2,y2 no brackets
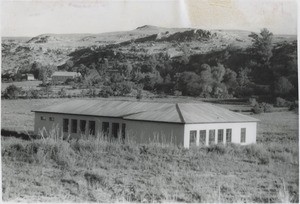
1,98,72,131
1,81,42,91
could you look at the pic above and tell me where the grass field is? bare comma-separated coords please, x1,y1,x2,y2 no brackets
1,98,299,202
1,81,43,91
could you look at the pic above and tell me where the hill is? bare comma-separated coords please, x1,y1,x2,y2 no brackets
1,25,297,101
2,25,296,71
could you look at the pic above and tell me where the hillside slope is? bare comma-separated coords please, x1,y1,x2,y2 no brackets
2,25,296,72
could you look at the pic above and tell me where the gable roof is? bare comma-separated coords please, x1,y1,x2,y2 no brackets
33,100,259,124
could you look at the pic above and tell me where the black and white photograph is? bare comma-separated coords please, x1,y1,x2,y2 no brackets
1,0,298,202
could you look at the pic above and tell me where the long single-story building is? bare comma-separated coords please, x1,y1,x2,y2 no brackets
51,71,81,84
32,100,259,148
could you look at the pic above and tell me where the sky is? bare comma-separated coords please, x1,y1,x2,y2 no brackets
1,0,298,37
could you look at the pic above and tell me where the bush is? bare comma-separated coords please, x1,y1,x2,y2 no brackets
252,102,273,114
275,97,290,107
243,144,270,165
252,104,263,114
3,84,22,99
206,144,227,155
249,97,258,106
99,86,113,98
136,89,143,100
261,102,273,113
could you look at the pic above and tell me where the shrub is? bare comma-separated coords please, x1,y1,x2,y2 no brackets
249,97,258,106
136,89,143,100
3,84,22,99
275,97,290,107
99,86,113,98
252,102,273,114
261,102,273,113
206,144,227,155
243,144,270,165
252,104,263,114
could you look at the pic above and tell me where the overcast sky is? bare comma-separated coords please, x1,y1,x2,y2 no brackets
1,0,298,37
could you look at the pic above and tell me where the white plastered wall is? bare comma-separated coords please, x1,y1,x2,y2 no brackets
183,122,257,148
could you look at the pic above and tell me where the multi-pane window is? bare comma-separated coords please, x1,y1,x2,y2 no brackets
226,129,232,143
102,122,109,136
209,130,215,145
217,129,224,143
112,123,120,139
49,117,54,121
190,130,197,145
199,130,206,145
80,120,86,133
71,119,77,133
89,121,96,135
41,116,46,121
63,119,69,133
241,128,246,143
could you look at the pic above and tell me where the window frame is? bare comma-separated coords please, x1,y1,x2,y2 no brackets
226,129,232,143
217,129,224,143
63,118,69,133
199,130,206,145
209,129,215,145
241,128,246,143
80,120,86,134
71,119,78,133
189,130,197,144
102,122,109,136
41,116,46,121
49,117,54,121
89,121,96,136
112,123,120,139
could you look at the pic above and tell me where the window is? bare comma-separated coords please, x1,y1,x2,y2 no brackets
122,123,126,141
209,130,215,145
241,128,246,143
63,119,69,133
226,129,232,143
80,120,86,133
199,130,206,145
71,119,77,133
112,123,120,139
102,122,109,136
190,130,197,145
49,117,54,121
41,116,46,121
217,129,224,143
89,121,96,135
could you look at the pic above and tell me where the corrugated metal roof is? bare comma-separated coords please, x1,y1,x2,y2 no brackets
33,100,259,124
177,103,259,123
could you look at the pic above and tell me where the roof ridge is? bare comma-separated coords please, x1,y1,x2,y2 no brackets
176,103,185,123
121,104,174,117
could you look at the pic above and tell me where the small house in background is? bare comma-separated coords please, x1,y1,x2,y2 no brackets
32,100,259,148
51,71,81,84
27,74,35,81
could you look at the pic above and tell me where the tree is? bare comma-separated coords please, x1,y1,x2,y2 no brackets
274,77,294,96
223,68,238,94
249,28,273,65
211,63,226,82
176,72,201,96
237,68,251,87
